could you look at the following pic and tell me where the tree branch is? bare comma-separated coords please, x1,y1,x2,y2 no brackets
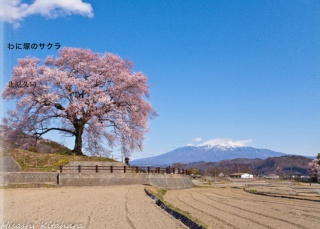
35,127,75,138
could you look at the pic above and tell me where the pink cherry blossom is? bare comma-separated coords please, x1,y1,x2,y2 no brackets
308,158,320,181
2,47,157,156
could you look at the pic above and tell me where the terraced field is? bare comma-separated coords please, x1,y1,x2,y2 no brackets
164,186,320,229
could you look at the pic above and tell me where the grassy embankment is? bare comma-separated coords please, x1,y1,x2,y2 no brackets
1,147,117,172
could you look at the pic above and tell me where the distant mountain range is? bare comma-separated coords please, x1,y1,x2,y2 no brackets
173,155,313,176
131,144,313,167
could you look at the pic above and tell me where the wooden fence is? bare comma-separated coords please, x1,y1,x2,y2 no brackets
59,165,188,175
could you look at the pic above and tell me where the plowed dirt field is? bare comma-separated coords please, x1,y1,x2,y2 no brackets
165,186,320,229
1,185,186,229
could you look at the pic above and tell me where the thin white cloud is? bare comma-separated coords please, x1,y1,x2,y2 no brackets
0,0,93,28
198,138,253,148
193,137,202,142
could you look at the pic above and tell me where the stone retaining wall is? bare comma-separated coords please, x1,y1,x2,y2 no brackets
59,173,192,189
0,172,192,189
149,175,193,189
0,172,58,186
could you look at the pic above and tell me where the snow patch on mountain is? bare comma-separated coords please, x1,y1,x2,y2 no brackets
198,138,253,149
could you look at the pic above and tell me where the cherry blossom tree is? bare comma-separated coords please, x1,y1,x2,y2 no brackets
2,47,156,156
308,153,320,181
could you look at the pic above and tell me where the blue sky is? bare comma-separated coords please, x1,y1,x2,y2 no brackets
1,0,319,160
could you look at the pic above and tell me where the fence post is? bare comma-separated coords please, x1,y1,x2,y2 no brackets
147,166,150,174
78,165,81,173
60,165,63,173
96,165,98,173
157,167,160,174
182,169,184,174
173,167,175,174
124,166,126,173
111,165,113,173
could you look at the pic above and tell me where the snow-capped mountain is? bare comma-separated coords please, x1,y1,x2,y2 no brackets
131,144,287,166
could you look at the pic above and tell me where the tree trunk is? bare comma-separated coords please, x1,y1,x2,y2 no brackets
72,124,84,155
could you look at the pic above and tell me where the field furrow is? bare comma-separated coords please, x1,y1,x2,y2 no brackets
165,187,320,229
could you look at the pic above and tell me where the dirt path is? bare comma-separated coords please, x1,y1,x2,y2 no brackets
1,185,186,229
165,187,320,229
